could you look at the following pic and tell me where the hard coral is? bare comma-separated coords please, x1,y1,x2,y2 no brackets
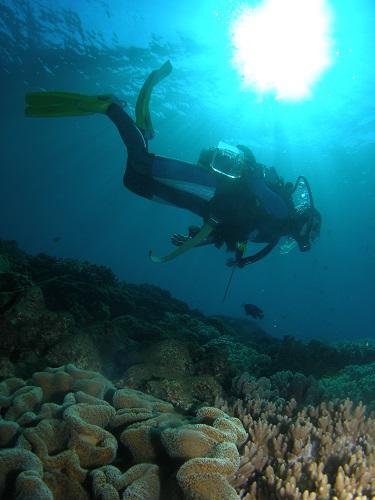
224,397,375,499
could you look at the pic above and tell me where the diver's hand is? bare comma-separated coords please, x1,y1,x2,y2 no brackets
171,226,201,247
171,233,189,247
226,257,245,268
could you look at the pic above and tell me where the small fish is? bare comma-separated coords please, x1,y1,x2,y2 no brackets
52,237,61,243
243,303,264,319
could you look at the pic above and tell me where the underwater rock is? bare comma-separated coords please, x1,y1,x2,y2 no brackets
0,357,15,378
44,332,102,372
5,238,375,406
0,274,75,374
0,255,11,274
120,338,223,410
145,375,223,412
0,270,32,313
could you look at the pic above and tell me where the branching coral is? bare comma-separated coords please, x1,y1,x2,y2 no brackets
222,397,375,499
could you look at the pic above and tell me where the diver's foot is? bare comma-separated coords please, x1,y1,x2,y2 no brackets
99,94,127,108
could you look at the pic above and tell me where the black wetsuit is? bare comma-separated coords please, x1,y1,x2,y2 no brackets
106,103,293,249
107,103,213,219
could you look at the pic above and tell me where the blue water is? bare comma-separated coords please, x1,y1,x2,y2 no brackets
0,0,374,341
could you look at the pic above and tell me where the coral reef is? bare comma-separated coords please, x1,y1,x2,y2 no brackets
2,239,375,413
2,240,375,498
0,365,245,499
222,397,375,499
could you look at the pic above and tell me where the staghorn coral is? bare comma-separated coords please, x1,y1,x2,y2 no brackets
221,397,375,499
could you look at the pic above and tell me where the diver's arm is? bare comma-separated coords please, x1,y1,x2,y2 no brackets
234,239,279,267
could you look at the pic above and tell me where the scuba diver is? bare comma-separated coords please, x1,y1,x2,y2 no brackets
25,60,321,269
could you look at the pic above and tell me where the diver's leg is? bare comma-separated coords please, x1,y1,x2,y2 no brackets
106,102,150,174
149,156,216,218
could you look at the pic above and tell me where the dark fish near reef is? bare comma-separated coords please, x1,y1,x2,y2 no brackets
243,303,264,319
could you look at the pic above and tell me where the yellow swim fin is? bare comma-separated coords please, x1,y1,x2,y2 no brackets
25,92,113,117
135,60,172,138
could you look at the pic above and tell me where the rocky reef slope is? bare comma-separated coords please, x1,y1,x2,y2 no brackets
1,240,375,498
